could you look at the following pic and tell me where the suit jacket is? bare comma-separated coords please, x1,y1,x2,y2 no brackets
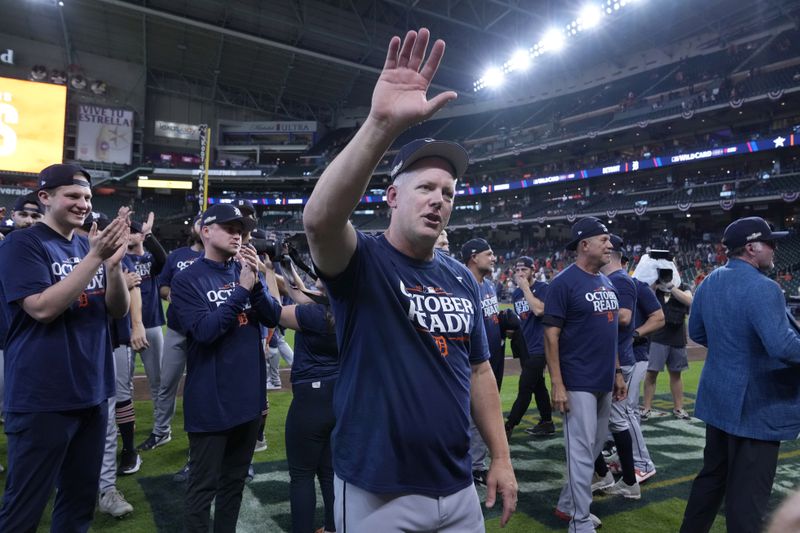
689,258,800,441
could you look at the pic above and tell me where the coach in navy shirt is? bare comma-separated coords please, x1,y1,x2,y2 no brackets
171,204,281,532
0,164,131,532
545,217,625,531
303,28,517,532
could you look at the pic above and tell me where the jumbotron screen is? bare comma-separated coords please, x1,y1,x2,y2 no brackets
0,77,67,174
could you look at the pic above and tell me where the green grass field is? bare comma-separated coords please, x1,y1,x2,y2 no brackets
4,359,799,532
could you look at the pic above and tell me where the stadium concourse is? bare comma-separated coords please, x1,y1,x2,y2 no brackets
1,0,800,532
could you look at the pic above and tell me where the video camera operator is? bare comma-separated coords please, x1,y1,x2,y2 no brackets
637,250,693,420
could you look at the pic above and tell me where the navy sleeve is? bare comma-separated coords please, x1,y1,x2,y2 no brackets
143,235,167,277
158,262,174,289
468,276,490,365
543,275,569,321
249,274,282,328
316,232,365,299
617,276,636,312
637,282,661,316
0,233,53,303
171,274,251,344
533,281,549,302
295,304,329,335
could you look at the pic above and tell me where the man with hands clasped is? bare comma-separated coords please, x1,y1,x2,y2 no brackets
303,28,516,532
170,204,281,533
0,164,131,532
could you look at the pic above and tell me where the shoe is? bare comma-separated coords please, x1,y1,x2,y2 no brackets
118,449,142,475
524,420,556,437
245,464,255,483
601,441,616,458
591,471,615,492
635,468,656,484
98,487,134,517
266,382,282,390
173,461,190,482
673,408,691,420
504,421,514,442
554,508,602,528
640,408,652,420
254,437,268,453
603,478,641,500
472,469,488,486
137,431,171,451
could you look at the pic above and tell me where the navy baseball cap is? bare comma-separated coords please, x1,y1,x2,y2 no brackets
390,138,469,181
81,211,110,232
609,234,624,251
13,193,43,214
232,198,256,217
722,217,789,249
566,217,610,251
515,256,534,268
38,164,91,191
201,204,257,233
461,238,491,263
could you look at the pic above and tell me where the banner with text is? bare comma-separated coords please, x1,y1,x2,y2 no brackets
77,105,133,165
154,120,201,141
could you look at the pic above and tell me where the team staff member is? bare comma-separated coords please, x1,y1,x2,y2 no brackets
171,204,281,532
506,256,554,438
303,28,517,531
463,237,504,486
10,193,44,229
0,164,130,532
155,216,204,481
546,217,626,532
629,264,664,480
681,217,800,533
0,194,45,419
125,214,169,451
280,282,338,533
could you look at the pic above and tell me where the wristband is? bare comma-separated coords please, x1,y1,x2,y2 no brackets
615,368,623,374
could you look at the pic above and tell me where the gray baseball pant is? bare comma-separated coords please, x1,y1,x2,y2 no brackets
154,327,187,436
333,474,484,532
556,390,612,533
628,361,655,472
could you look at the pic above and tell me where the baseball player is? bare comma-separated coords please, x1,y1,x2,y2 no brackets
0,164,130,531
505,256,555,439
155,215,204,480
462,237,504,486
170,203,281,531
546,217,626,532
9,193,44,229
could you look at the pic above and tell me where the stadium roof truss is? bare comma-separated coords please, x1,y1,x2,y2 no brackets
2,0,798,122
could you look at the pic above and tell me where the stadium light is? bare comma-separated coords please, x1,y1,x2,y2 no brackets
473,0,640,90
578,4,603,29
507,49,532,72
541,29,566,52
483,67,505,88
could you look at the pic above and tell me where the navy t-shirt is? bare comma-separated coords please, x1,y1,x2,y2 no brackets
110,255,136,348
608,268,637,367
291,303,339,385
126,252,165,329
479,279,503,363
321,232,489,497
171,257,281,432
633,279,662,362
544,264,619,392
159,246,203,332
513,281,549,357
0,223,115,412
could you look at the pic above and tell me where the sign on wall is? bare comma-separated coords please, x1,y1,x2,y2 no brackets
0,76,66,174
76,105,133,165
154,120,201,141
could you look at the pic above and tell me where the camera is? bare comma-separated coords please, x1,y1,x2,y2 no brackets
657,268,674,285
649,249,673,261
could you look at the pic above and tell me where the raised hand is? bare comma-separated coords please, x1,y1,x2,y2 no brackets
369,28,457,135
141,211,155,236
237,246,259,290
